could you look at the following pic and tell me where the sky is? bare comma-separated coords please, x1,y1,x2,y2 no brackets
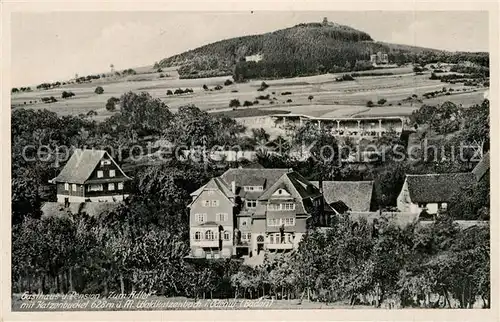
11,11,489,87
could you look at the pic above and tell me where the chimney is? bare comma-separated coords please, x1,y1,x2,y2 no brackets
231,181,236,194
318,178,324,194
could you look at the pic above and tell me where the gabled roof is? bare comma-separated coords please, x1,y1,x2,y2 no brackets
472,151,490,182
220,168,289,191
311,181,373,212
52,149,107,184
188,177,235,207
405,173,475,203
258,172,321,201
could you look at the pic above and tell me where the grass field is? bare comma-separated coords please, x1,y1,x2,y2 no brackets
11,66,487,122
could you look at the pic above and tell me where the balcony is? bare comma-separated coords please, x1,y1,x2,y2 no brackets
266,242,294,250
191,240,219,248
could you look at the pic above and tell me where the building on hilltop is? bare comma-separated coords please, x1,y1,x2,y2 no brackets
49,149,132,204
187,168,334,260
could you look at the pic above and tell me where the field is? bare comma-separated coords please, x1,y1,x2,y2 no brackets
12,66,487,123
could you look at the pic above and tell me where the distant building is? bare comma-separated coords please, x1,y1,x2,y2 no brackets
370,51,389,66
396,173,475,215
188,168,334,260
311,181,374,212
244,54,263,63
50,149,132,203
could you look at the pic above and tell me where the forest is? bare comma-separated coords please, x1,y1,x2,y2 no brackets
11,91,490,308
157,22,489,81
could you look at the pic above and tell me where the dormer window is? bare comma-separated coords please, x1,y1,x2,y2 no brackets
109,170,115,177
244,186,263,192
101,160,111,166
97,170,103,178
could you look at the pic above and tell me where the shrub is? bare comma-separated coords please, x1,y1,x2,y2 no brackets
184,88,194,93
106,97,120,112
366,100,374,107
243,100,253,107
94,86,104,94
231,90,238,93
308,95,314,101
413,66,424,73
377,98,387,105
397,102,402,106
224,79,233,86
159,74,165,78
253,100,259,105
174,88,184,95
286,99,293,103
281,91,292,96
256,94,270,100
229,99,241,108
259,82,269,91
61,91,75,99
157,68,163,73
214,85,223,91
203,84,208,91
335,74,354,82
166,90,173,95
272,92,276,95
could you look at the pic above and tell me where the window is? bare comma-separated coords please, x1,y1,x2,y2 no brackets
216,213,228,222
72,184,77,192
240,218,249,227
64,183,69,191
246,233,252,240
203,200,210,207
244,186,263,191
440,202,448,210
101,160,111,166
284,218,295,226
224,231,231,241
211,200,219,207
194,231,202,240
108,183,115,191
195,213,207,223
288,234,294,244
246,200,257,208
257,235,264,243
205,230,215,240
267,218,280,226
270,235,274,244
267,203,295,211
118,182,124,190
88,184,103,192
97,170,103,178
109,170,116,177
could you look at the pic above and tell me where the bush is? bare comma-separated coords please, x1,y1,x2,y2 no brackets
259,82,269,91
174,89,184,95
366,100,374,107
184,88,194,93
229,99,241,108
157,68,163,73
106,97,119,112
413,66,424,73
243,100,253,107
203,84,208,91
61,91,75,99
231,90,238,93
308,95,314,101
159,74,165,78
256,94,270,100
224,79,233,86
253,100,259,105
214,85,223,91
377,98,387,105
335,74,354,82
94,86,104,94
286,99,293,103
281,91,292,96
166,90,173,95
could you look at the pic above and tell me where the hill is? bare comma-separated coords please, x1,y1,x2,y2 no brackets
157,20,488,81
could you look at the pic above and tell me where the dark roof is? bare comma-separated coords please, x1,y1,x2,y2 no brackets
311,181,373,212
472,151,490,182
53,149,106,184
330,200,350,214
220,168,289,191
258,172,320,201
405,173,475,203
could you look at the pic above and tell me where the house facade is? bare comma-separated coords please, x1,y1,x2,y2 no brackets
396,173,475,215
50,149,132,203
188,168,333,260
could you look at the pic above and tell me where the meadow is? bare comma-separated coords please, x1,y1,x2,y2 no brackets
11,66,487,122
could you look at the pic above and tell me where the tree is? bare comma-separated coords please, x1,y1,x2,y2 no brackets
229,99,241,108
12,88,19,93
243,100,253,107
367,100,374,107
105,97,120,112
61,91,75,99
94,86,104,94
166,90,173,95
377,98,387,105
203,84,209,91
224,79,233,86
308,95,314,102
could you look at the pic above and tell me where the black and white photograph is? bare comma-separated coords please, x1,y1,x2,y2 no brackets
1,3,496,320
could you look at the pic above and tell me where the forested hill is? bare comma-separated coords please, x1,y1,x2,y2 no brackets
157,21,489,80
